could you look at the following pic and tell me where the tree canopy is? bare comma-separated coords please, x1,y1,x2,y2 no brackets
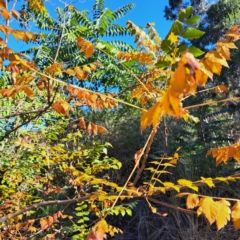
1,0,240,239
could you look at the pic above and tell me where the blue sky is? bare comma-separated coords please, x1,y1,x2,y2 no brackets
5,0,173,52
47,0,173,38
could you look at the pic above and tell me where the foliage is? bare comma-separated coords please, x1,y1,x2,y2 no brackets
1,0,240,239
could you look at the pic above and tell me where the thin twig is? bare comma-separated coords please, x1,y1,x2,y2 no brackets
133,125,159,186
0,108,51,120
98,48,153,97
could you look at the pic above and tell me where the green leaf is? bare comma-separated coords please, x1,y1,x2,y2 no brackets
126,209,132,216
76,212,84,216
188,46,205,57
161,39,175,54
111,164,120,169
186,16,200,25
155,60,171,68
178,9,186,22
170,20,183,35
177,44,188,55
121,210,125,216
182,28,204,40
186,6,193,18
102,147,107,155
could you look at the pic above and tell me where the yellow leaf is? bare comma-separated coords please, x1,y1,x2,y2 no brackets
74,66,85,79
200,177,215,188
198,197,219,225
168,32,178,44
215,199,230,230
186,194,199,209
25,31,36,41
177,179,198,192
163,182,180,192
217,40,237,49
205,59,222,75
83,65,91,73
65,68,76,76
91,122,98,135
68,5,75,10
232,201,240,230
217,44,231,60
205,50,229,67
200,60,213,79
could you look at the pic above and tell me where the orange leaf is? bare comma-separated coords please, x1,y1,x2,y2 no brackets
23,86,34,97
87,219,108,240
0,0,6,9
79,117,86,129
85,43,94,58
197,197,219,225
91,123,98,135
214,85,228,94
40,218,48,230
215,199,230,230
186,194,199,209
86,122,92,135
76,37,85,47
140,101,162,132
11,10,19,19
48,216,54,225
53,99,71,116
232,201,240,230
2,9,10,21
28,226,37,232
25,31,36,41
97,125,108,134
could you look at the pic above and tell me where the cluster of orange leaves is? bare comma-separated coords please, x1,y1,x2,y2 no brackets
207,142,240,166
79,117,108,135
140,26,240,131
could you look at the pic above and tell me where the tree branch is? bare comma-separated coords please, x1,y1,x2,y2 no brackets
147,197,196,215
0,108,51,120
133,125,158,186
0,196,90,224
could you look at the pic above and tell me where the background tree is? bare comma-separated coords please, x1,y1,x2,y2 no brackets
1,1,240,240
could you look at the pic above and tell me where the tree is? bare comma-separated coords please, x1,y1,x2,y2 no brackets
1,1,240,239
